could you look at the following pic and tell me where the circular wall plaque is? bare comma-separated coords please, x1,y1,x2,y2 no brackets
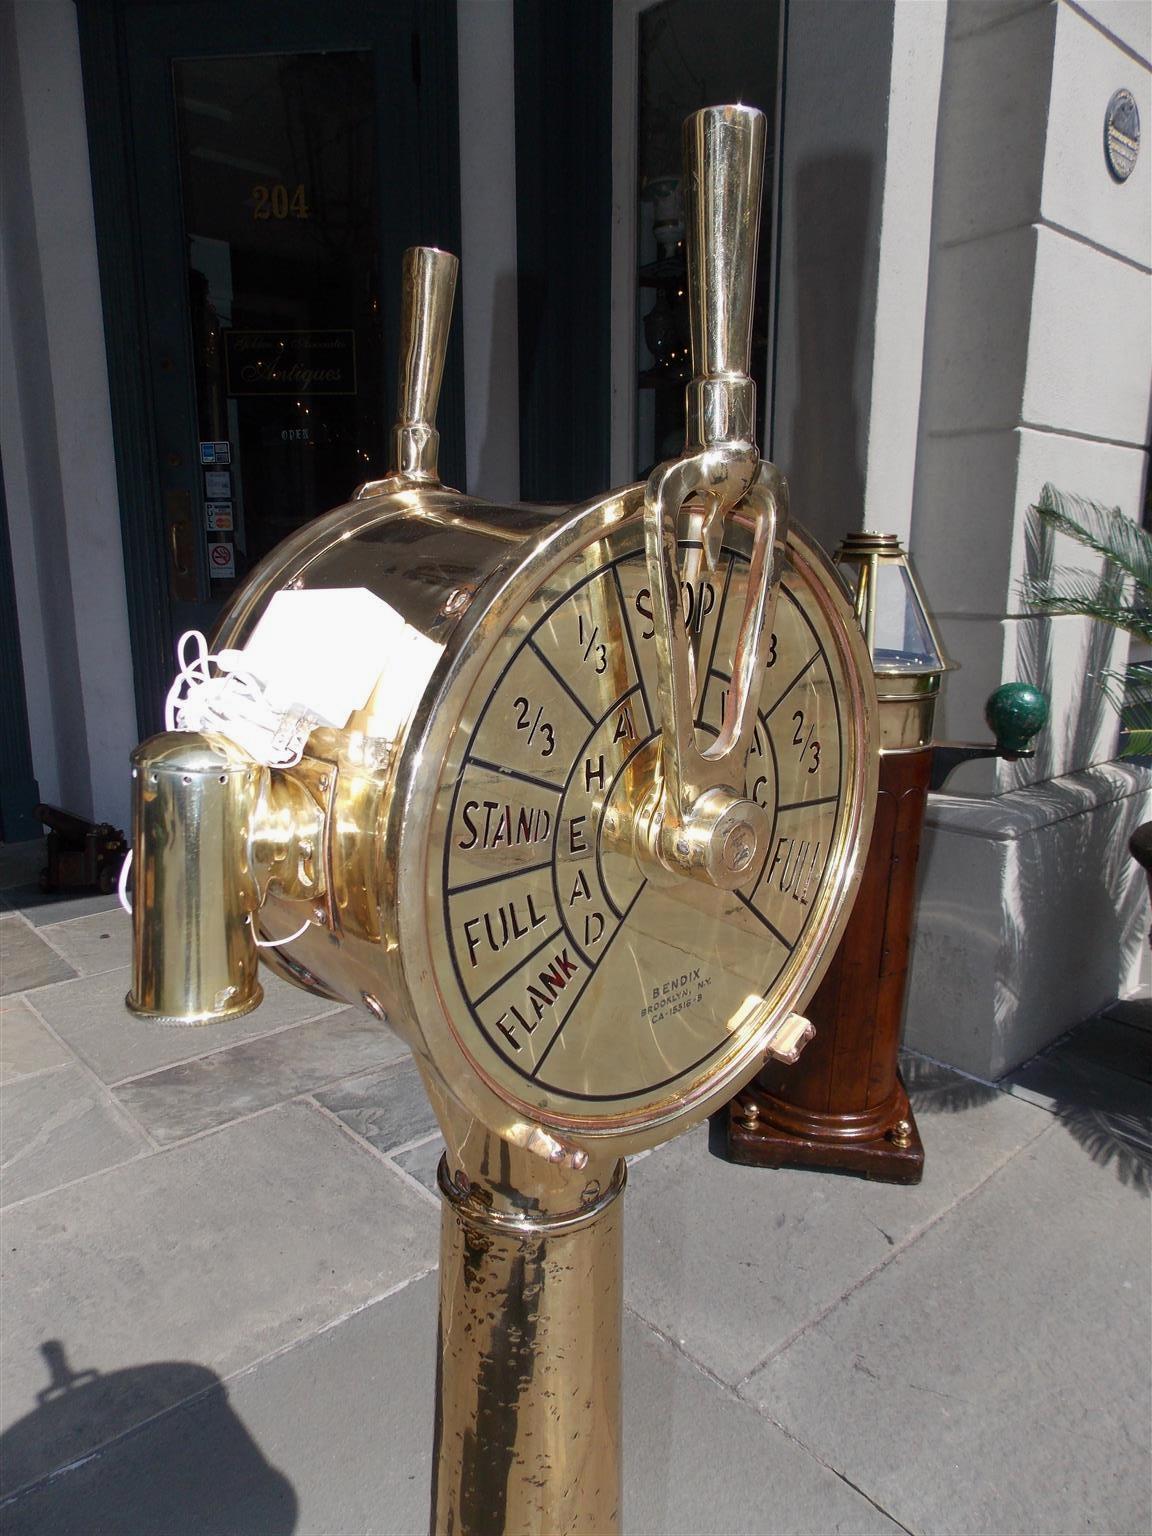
1104,89,1140,182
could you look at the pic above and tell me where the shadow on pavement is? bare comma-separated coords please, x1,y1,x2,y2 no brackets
0,1340,297,1534
705,1037,1151,1196
1055,1105,1151,1194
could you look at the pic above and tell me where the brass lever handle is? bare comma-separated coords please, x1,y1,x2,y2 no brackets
356,246,459,499
639,105,789,891
682,104,765,453
390,246,459,484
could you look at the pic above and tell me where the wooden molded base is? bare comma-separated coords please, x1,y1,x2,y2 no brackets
726,1095,925,1184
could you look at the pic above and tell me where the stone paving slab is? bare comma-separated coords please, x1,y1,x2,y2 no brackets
0,1100,438,1499
0,917,76,995
0,1281,437,1536
112,1008,408,1144
36,908,132,978
0,996,72,1081
0,1270,903,1536
29,964,343,1084
624,1065,1049,1386
1,1064,149,1207
393,1133,447,1196
1,885,123,926
742,1122,1152,1536
623,1306,901,1536
314,1058,440,1156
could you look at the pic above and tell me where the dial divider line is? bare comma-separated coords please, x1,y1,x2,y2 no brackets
762,651,820,718
527,638,597,726
447,857,554,899
530,878,648,1081
466,756,564,797
610,562,655,737
735,888,793,951
777,793,839,813
471,923,567,1009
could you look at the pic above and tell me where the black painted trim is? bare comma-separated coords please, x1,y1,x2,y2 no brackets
513,0,612,504
0,459,42,842
75,0,174,737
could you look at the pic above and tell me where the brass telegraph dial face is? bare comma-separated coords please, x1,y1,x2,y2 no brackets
415,508,874,1137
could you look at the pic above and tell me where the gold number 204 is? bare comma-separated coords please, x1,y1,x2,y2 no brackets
252,184,311,221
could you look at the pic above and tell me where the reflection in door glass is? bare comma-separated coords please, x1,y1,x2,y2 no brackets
636,1,780,476
174,53,381,593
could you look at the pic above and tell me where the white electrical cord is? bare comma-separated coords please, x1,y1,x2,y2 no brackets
164,630,317,768
121,631,318,943
118,847,134,916
250,914,312,949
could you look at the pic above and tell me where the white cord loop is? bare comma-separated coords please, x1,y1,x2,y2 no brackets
250,915,312,949
164,630,317,768
118,846,134,916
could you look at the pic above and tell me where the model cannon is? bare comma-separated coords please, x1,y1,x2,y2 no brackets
126,106,878,1533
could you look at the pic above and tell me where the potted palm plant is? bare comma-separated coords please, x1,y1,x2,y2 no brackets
1021,483,1152,917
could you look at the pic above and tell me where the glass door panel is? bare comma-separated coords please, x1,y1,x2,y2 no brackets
635,0,782,475
173,52,382,597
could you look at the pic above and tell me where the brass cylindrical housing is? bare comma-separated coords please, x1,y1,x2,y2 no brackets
876,672,942,752
127,731,263,1024
431,1145,625,1535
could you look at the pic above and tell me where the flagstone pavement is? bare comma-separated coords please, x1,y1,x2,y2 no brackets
1,838,1149,1536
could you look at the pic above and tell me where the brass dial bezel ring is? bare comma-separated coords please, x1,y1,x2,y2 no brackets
394,487,878,1159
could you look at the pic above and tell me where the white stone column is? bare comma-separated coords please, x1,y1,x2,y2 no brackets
904,0,1152,1074
0,0,135,830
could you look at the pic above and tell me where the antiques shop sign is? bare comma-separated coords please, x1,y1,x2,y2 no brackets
224,330,357,396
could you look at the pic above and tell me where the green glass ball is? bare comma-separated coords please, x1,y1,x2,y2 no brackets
985,683,1049,753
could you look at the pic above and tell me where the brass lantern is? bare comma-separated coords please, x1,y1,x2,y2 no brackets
834,531,955,752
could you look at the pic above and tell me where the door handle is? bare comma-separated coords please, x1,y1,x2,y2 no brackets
169,523,189,576
164,490,198,602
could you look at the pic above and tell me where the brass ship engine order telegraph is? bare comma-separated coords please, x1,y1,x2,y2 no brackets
127,106,877,1533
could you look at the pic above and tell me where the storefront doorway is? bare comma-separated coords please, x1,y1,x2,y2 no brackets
78,0,462,732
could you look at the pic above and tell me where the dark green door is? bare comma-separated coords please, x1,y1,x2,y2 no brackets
80,0,462,732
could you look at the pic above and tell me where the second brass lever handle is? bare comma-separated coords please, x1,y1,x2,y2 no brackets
357,245,458,498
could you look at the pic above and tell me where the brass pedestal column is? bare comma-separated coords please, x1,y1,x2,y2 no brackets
430,1108,625,1536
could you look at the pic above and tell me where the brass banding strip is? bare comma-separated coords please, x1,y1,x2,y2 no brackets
436,1152,627,1236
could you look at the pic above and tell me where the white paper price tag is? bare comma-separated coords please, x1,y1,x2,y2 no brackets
240,588,442,732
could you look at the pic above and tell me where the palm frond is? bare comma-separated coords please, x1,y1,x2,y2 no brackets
1101,661,1152,757
1035,484,1152,591
1019,566,1152,643
1018,485,1152,757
